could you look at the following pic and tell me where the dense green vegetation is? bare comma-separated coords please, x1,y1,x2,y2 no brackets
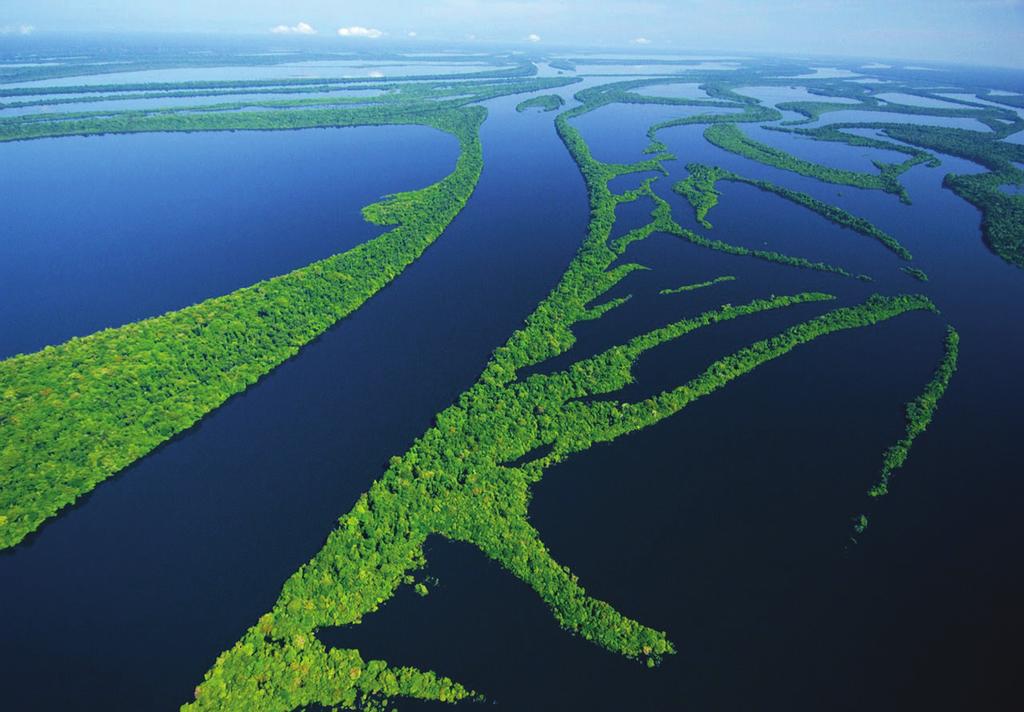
674,163,913,259
645,101,780,154
776,95,1014,128
553,80,882,280
550,98,861,279
653,188,867,279
184,81,943,711
724,76,1024,272
901,266,930,282
0,74,576,114
868,326,959,498
660,275,735,295
882,124,1024,269
761,122,941,170
0,82,394,110
0,48,534,83
0,76,579,144
544,77,775,156
0,105,486,549
516,94,565,113
783,121,1024,269
641,68,1024,281
703,123,925,202
0,76,582,547
673,164,725,228
0,59,980,705
738,76,1020,129
854,327,959,535
945,169,1024,268
0,59,537,94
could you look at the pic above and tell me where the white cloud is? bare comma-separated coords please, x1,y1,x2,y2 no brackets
407,31,418,37
270,22,316,35
632,37,652,45
0,24,34,35
337,26,384,38
527,33,541,42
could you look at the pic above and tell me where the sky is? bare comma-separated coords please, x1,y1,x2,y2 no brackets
2,0,1022,68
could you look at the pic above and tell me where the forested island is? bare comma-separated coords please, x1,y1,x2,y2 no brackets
516,94,565,112
0,43,1020,711
186,85,942,709
0,76,575,548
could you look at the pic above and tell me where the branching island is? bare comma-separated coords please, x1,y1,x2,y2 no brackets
674,163,914,260
703,123,926,203
0,59,982,709
183,80,948,712
772,121,1024,269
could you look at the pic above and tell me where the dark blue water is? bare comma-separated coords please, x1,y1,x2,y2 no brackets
334,93,1024,710
571,103,743,164
743,123,909,172
523,93,1024,711
2,70,1023,712
0,93,589,710
0,126,457,359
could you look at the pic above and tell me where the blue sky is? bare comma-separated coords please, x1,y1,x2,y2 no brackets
2,0,1022,68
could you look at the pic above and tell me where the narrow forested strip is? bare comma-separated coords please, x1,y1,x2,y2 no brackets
854,326,960,536
648,187,865,279
0,76,577,142
785,121,1024,269
674,163,913,260
0,107,485,550
659,275,736,295
901,266,929,282
185,86,940,711
703,122,921,202
184,287,934,711
0,61,538,97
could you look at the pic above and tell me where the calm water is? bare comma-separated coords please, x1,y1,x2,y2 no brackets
635,82,712,101
0,89,589,711
805,109,993,132
874,92,967,109
0,88,387,117
0,125,457,359
1,71,1022,712
735,84,862,106
2,62,505,89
